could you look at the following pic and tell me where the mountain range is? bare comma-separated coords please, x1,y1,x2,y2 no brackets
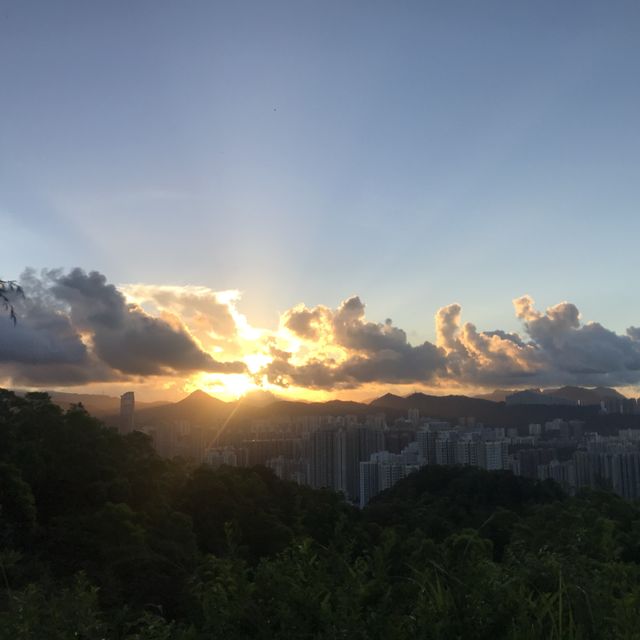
122,386,636,432
13,390,169,416
10,385,636,433
474,386,626,405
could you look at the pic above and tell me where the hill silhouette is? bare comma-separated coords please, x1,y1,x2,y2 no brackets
476,385,627,406
85,385,640,435
133,389,232,425
545,385,625,405
15,390,169,416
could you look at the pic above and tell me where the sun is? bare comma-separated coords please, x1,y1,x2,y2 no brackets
187,372,258,401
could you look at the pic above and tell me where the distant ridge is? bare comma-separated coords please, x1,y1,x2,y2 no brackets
18,385,629,427
240,389,282,407
545,386,625,405
474,389,515,403
247,398,371,418
60,385,638,434
369,393,408,409
133,389,231,425
370,391,498,418
12,390,169,416
476,386,627,406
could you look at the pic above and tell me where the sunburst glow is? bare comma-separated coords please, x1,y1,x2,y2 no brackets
187,373,257,401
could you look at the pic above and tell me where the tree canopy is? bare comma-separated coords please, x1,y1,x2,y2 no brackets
2,389,640,638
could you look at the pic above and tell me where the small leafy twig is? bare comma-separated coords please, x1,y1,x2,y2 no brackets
0,279,24,325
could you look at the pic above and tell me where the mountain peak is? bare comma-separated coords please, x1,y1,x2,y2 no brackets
185,389,214,401
177,389,227,406
369,393,410,409
377,392,404,401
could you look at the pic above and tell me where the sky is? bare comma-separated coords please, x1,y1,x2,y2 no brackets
1,1,640,401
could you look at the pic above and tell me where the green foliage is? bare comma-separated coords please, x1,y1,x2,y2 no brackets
0,464,36,547
0,574,107,640
4,389,640,638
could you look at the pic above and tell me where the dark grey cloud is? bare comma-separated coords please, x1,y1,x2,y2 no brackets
0,268,246,386
262,343,445,390
0,269,110,385
513,296,640,382
284,306,326,340
627,327,640,342
0,301,87,367
332,296,409,353
437,296,640,388
51,269,244,376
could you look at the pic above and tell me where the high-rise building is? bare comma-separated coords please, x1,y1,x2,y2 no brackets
528,423,542,436
456,437,481,466
572,447,640,500
309,427,339,490
359,461,380,508
481,441,508,471
435,431,458,466
119,391,135,434
517,448,556,479
417,429,438,465
336,425,385,503
359,451,420,507
537,459,576,494
384,429,416,454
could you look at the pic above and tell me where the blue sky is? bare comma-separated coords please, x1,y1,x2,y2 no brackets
2,0,640,345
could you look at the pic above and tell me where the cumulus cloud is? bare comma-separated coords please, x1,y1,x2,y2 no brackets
435,303,464,352
430,296,640,387
628,327,640,342
0,268,245,386
263,295,640,391
3,269,640,394
264,296,446,389
285,296,410,353
120,284,239,343
510,296,640,382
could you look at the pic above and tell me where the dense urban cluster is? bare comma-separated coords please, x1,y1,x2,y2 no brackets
119,389,640,508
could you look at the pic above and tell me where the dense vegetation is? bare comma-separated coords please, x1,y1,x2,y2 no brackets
2,390,640,639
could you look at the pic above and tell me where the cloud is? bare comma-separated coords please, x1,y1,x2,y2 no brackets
262,295,640,391
435,303,464,352
0,268,246,386
438,296,640,387
264,297,446,389
284,304,329,341
0,269,112,385
2,268,640,394
120,284,239,343
285,296,412,353
628,327,640,342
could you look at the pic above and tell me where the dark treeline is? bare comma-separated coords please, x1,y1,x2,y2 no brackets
2,390,640,639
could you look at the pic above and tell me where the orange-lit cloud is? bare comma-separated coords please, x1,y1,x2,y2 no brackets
2,268,640,401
